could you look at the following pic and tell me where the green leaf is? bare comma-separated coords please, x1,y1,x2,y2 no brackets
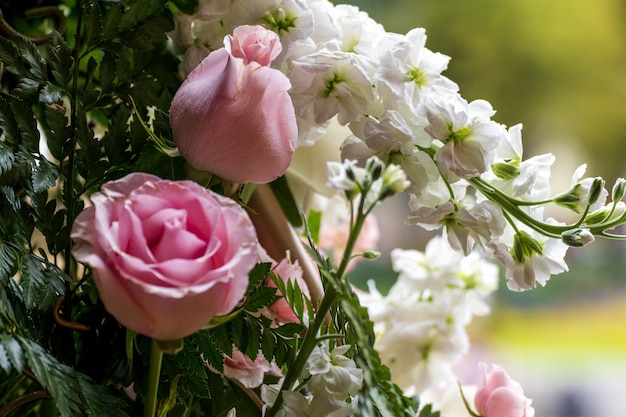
306,209,322,244
0,95,19,145
0,141,15,175
261,328,276,367
20,337,129,417
230,316,248,356
246,262,272,293
272,323,305,339
31,157,58,193
0,334,23,372
244,285,277,313
243,315,261,361
418,404,441,417
13,37,47,82
20,253,66,311
168,341,206,379
9,96,39,153
0,185,21,211
192,330,225,374
0,37,26,75
340,290,418,417
42,105,72,162
48,31,73,90
269,176,303,227
208,324,232,359
169,0,199,14
0,241,18,284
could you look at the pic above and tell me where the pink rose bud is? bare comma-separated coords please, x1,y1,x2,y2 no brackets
474,363,535,417
70,173,258,341
225,25,282,67
170,26,297,184
263,252,311,324
223,347,282,388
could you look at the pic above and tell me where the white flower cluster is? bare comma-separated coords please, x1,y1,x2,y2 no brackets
261,342,363,417
358,236,498,396
169,0,623,292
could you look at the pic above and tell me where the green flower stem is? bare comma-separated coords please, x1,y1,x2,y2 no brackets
65,0,85,280
145,340,164,417
469,177,565,238
266,204,370,416
266,286,337,417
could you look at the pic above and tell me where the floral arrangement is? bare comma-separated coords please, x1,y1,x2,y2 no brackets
0,1,624,417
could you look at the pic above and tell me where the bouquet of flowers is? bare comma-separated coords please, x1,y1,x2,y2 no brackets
1,1,624,416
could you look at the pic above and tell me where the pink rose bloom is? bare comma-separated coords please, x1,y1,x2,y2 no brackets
70,173,258,341
223,347,282,388
170,25,297,184
263,252,310,324
474,363,535,417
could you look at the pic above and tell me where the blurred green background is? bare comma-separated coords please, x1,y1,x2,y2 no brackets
340,1,626,415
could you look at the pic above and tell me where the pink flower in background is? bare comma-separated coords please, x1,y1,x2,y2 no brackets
170,25,297,184
263,252,310,324
318,196,380,271
71,173,258,341
224,347,282,388
474,363,535,417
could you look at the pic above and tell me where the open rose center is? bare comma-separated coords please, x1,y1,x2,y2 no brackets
145,208,207,262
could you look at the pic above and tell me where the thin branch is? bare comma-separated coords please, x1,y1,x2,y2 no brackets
0,390,52,417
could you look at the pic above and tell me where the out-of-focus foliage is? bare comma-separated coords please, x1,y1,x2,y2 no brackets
345,0,626,183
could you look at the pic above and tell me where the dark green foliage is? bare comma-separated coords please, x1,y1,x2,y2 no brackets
0,1,187,415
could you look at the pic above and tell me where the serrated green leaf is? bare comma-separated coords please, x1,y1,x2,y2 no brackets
20,254,66,311
48,31,73,89
168,340,206,379
13,77,40,100
244,286,277,313
40,83,64,104
20,337,129,417
272,323,305,339
243,316,261,361
0,141,15,175
0,185,21,211
0,95,19,145
0,38,25,75
209,324,233,359
193,330,225,373
32,157,58,193
75,374,129,417
0,335,23,372
230,316,247,356
13,37,47,82
0,340,10,372
246,262,272,293
101,5,123,39
10,96,39,153
42,105,72,161
0,241,18,284
417,404,440,417
261,329,276,367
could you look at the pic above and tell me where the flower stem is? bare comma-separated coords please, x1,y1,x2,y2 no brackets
266,286,338,417
266,203,369,416
145,340,164,417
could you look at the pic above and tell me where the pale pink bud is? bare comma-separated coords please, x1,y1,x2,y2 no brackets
170,27,297,184
474,363,535,417
225,25,282,67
